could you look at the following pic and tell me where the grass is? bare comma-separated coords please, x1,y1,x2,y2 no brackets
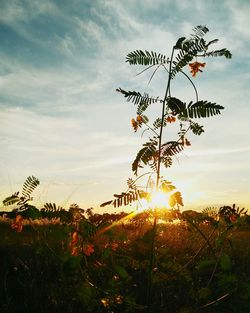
0,212,249,313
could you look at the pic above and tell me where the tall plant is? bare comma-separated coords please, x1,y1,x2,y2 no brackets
101,25,231,210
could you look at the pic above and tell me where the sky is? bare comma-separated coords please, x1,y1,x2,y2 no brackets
0,0,249,212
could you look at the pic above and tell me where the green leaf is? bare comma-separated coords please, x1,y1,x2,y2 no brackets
126,50,168,66
186,101,224,118
161,141,184,157
153,117,167,129
205,48,232,59
168,97,224,119
22,175,40,198
162,156,173,168
114,265,129,279
167,97,185,113
132,139,158,175
160,180,176,193
137,101,150,114
116,88,162,106
198,287,211,300
175,37,186,49
171,51,194,77
3,192,20,206
220,253,232,271
169,191,184,207
190,121,204,135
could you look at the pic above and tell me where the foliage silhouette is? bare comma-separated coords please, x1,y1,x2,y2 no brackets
102,25,232,210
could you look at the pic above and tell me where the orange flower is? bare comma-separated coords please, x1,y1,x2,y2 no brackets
101,298,110,308
131,118,138,132
71,231,78,245
83,244,94,256
115,295,123,304
230,214,237,223
166,115,176,123
11,215,23,232
136,115,143,124
189,62,206,77
71,246,79,256
70,231,79,256
111,242,119,251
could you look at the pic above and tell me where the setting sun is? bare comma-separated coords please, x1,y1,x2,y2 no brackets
149,190,170,209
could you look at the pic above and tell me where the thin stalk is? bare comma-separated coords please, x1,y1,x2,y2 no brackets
180,69,199,102
146,47,175,313
146,212,157,312
156,47,175,188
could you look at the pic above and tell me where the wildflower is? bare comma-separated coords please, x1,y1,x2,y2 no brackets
131,118,138,132
115,295,123,304
166,115,176,123
189,62,206,77
69,231,79,256
230,214,237,223
71,246,79,256
136,115,143,124
71,231,78,245
83,244,94,256
111,242,119,251
101,298,110,308
11,215,23,232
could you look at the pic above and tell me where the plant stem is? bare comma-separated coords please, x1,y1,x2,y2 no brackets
147,47,175,313
156,47,175,188
146,212,157,312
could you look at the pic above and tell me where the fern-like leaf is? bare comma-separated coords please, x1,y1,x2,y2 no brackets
161,141,184,157
190,121,204,135
160,180,176,193
205,48,232,59
137,101,150,115
161,156,173,168
171,50,194,77
167,97,185,113
42,202,64,212
3,192,19,206
116,88,162,107
132,139,158,175
127,178,137,190
100,190,149,208
168,98,224,118
153,117,168,129
202,207,219,219
22,176,40,198
185,101,224,118
126,50,168,66
190,25,209,40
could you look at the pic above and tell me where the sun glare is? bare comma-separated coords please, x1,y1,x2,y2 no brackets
149,190,170,208
137,190,171,212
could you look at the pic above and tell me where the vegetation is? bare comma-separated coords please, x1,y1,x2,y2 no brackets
1,26,249,313
0,205,249,313
102,25,231,210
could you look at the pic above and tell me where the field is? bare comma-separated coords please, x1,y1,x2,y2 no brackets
0,208,249,313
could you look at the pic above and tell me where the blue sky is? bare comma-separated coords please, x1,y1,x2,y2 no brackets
0,0,249,212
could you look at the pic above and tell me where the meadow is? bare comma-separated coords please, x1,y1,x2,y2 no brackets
1,25,247,313
0,206,249,313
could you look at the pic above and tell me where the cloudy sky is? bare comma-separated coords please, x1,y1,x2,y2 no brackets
0,0,249,212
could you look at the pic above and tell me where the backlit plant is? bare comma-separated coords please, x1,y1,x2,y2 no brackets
102,25,232,212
